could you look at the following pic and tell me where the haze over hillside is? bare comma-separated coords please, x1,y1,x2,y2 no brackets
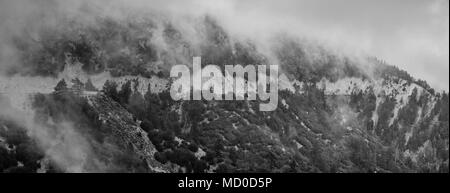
0,0,448,173
1,0,448,91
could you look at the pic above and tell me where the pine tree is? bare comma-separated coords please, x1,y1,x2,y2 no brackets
118,80,132,104
102,80,119,102
54,79,68,92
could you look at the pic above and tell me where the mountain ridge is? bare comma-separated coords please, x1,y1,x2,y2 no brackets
0,14,448,173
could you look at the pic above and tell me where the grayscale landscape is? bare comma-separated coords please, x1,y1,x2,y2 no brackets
0,0,448,173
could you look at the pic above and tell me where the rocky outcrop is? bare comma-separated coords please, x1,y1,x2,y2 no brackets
86,94,169,172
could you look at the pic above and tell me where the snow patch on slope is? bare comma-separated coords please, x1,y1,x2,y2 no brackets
320,77,372,95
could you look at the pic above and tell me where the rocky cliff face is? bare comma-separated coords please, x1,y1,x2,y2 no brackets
85,93,169,172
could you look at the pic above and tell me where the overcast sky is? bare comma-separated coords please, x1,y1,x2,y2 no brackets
185,0,449,91
0,0,448,91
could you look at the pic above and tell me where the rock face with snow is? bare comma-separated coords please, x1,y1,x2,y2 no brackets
0,12,448,173
318,76,448,172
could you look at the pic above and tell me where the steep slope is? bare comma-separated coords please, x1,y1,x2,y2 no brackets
27,90,169,172
85,93,169,172
0,13,447,173
320,75,448,172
